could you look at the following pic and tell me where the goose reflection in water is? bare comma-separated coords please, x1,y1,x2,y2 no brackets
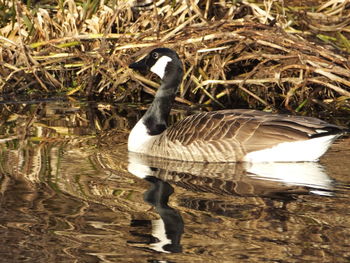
127,153,334,253
128,173,184,253
128,152,334,198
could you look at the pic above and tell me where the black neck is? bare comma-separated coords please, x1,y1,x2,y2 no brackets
142,66,183,135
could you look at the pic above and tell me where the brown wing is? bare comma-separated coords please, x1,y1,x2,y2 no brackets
164,109,342,153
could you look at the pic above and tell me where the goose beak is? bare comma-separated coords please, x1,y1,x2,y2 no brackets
129,57,149,73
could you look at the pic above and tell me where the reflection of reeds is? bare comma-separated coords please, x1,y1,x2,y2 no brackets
0,0,349,117
0,100,133,193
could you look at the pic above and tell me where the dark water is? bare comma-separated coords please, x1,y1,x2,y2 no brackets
0,100,350,263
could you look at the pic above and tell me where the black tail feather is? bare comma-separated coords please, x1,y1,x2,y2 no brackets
310,126,348,139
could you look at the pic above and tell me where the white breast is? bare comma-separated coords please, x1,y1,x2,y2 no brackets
128,118,155,153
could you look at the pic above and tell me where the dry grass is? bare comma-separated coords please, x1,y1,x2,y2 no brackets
0,0,350,118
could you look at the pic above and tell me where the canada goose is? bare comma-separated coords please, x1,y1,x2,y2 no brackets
128,48,347,162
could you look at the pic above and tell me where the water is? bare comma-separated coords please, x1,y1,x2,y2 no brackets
0,100,350,262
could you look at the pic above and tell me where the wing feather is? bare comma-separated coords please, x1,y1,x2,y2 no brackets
164,109,341,149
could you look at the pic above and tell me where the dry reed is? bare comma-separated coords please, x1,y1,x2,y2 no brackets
0,0,349,119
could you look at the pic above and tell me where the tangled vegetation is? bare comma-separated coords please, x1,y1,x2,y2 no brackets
0,0,350,120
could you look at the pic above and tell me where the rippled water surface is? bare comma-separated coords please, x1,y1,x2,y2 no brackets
0,100,350,263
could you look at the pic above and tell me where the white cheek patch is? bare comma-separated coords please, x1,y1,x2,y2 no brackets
150,55,172,79
150,219,172,253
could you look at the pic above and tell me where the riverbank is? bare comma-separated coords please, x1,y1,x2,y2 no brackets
1,0,349,119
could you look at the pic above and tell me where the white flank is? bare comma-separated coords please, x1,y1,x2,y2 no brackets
150,219,171,253
243,134,339,162
150,56,172,79
128,118,154,153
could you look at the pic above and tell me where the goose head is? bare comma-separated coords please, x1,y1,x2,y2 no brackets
129,48,184,88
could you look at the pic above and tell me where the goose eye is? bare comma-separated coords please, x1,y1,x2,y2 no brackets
152,52,159,59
